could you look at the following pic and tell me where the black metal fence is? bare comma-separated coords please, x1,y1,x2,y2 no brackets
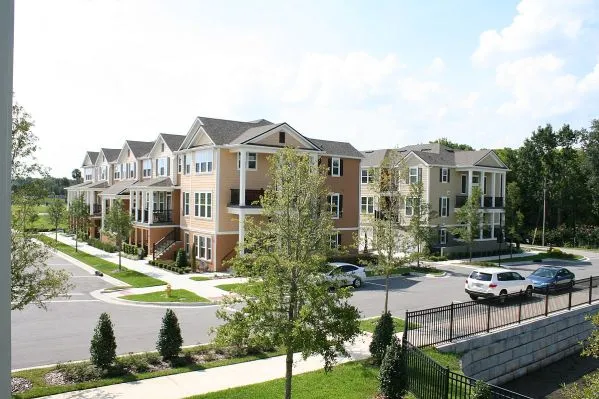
404,341,532,399
406,275,599,347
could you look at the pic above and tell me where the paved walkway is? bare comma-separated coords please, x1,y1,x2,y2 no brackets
40,333,373,399
44,233,246,302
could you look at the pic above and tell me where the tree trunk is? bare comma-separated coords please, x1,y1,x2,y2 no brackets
417,243,420,267
55,228,58,242
469,245,472,263
284,347,294,399
384,273,389,314
118,250,122,271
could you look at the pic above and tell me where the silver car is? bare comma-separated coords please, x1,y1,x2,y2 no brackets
324,262,367,288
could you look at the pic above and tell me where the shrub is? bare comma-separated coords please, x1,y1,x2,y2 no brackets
156,309,183,360
90,312,117,369
144,352,162,365
378,337,407,399
176,249,187,269
471,380,492,399
55,362,103,383
117,354,150,373
369,311,395,365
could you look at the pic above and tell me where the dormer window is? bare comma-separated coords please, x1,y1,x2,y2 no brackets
279,131,285,144
161,143,165,152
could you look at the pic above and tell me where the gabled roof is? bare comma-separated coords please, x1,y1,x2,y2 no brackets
66,181,92,190
230,123,283,144
100,148,121,163
454,150,494,166
361,149,393,168
99,180,136,196
160,134,186,152
309,138,363,159
131,177,174,189
82,151,99,167
197,117,273,146
126,140,155,158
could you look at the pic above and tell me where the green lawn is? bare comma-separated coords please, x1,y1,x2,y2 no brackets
481,251,584,264
190,276,213,282
185,361,379,399
12,347,284,399
216,282,263,296
37,235,165,288
359,317,418,333
120,289,209,303
421,348,462,373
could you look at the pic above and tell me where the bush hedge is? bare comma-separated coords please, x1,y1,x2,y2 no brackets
531,224,599,249
148,259,192,274
122,243,138,255
86,237,117,253
445,247,521,260
369,311,395,366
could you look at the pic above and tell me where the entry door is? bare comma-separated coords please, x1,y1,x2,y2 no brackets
166,193,172,211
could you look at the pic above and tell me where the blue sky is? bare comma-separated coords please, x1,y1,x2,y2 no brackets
13,0,599,177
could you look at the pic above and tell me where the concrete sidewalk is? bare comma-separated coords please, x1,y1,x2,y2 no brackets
44,233,246,301
40,333,373,399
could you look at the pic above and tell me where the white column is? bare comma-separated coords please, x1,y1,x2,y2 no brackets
479,170,484,207
239,211,245,255
88,191,93,215
134,191,139,222
148,190,154,224
491,173,496,208
501,173,506,202
101,197,106,230
239,150,247,206
129,191,133,217
467,170,473,197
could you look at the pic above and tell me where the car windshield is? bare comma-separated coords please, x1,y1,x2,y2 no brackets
470,272,492,281
531,268,558,278
323,264,339,274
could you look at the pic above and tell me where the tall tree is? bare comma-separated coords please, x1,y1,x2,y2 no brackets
505,182,524,248
71,168,82,184
47,198,66,241
365,149,409,313
582,120,599,224
11,102,46,180
451,187,483,262
10,230,72,310
430,138,474,151
68,194,89,252
406,181,436,267
11,179,48,232
215,148,360,399
104,199,132,270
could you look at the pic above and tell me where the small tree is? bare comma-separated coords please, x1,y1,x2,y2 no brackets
68,193,89,252
471,380,492,399
11,179,48,232
190,238,197,272
561,312,599,399
90,312,117,369
72,168,82,184
451,187,483,262
369,311,395,365
156,308,183,360
104,199,132,270
379,337,407,399
176,248,187,269
47,199,66,241
505,182,524,249
406,181,436,267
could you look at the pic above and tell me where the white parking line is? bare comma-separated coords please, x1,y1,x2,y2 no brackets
364,281,386,287
45,299,100,303
70,275,101,278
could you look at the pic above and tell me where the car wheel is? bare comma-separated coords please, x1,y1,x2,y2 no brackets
469,294,478,301
569,280,575,289
525,286,533,297
498,290,508,304
352,278,362,289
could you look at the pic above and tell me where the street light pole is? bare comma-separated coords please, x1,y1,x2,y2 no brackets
542,177,547,247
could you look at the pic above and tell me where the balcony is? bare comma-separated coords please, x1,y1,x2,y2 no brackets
229,189,264,207
455,195,504,209
92,204,102,216
152,209,173,224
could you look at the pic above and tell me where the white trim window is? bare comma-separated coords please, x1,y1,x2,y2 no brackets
409,167,419,184
194,192,200,217
199,192,212,218
441,196,449,217
331,157,341,176
100,166,107,181
461,175,467,194
328,193,340,219
440,228,447,245
405,197,415,216
361,168,373,184
184,154,191,175
195,150,213,173
183,192,190,216
156,157,168,177
142,160,152,178
197,236,212,260
472,174,480,186
441,168,449,183
84,167,93,181
114,164,122,180
330,233,341,249
361,196,374,214
178,155,182,173
184,232,190,254
237,152,257,170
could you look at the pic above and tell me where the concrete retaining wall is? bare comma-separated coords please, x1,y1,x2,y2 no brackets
438,303,599,385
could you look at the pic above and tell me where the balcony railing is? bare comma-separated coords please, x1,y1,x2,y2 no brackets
152,209,173,224
455,195,504,208
229,189,264,207
92,204,102,216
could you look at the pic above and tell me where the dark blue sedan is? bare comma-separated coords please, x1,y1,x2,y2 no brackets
528,266,575,292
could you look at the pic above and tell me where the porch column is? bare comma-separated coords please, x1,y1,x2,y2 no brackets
101,197,106,230
134,191,139,222
88,191,93,215
148,190,154,224
501,173,506,202
129,191,133,218
479,170,484,207
239,211,245,255
467,170,473,197
491,173,496,208
239,150,247,206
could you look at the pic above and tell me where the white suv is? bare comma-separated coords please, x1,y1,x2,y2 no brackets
465,268,533,301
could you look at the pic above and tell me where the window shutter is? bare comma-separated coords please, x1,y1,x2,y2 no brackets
447,169,451,183
447,198,450,214
167,157,171,175
439,229,442,244
405,170,409,184
317,157,322,166
439,198,442,214
340,159,344,176
339,195,343,218
337,233,342,247
418,167,423,183
439,168,442,182
327,158,332,175
155,159,158,175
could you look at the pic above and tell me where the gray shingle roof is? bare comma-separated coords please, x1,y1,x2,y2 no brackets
83,151,99,167
230,123,283,144
308,138,363,158
361,149,392,167
101,148,121,163
100,180,136,196
67,181,92,190
126,140,155,158
160,134,186,152
131,177,174,189
454,150,493,166
198,117,273,145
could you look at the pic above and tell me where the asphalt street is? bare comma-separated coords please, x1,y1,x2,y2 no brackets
11,249,599,369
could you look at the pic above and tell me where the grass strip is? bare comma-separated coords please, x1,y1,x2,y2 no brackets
38,235,165,288
215,282,263,296
359,316,419,333
120,289,210,303
190,276,213,282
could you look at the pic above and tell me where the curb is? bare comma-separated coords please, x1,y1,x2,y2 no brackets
89,289,220,309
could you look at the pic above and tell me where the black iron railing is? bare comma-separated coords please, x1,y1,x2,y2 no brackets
152,209,173,224
229,188,264,207
405,275,599,348
455,195,468,208
92,204,102,215
456,195,504,209
152,227,179,260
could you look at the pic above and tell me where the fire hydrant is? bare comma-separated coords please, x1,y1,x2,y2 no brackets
165,283,172,298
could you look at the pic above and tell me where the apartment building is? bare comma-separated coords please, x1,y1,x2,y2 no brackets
359,144,509,256
67,117,362,271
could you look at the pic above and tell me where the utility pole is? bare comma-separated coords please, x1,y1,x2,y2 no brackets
0,0,14,396
542,177,547,247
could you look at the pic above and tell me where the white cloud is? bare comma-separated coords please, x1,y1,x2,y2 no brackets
428,57,445,73
472,0,593,66
397,77,442,102
460,92,479,109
